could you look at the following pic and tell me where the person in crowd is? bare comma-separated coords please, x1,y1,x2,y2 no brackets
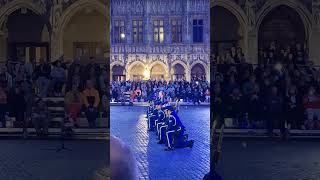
248,85,262,128
227,88,244,127
34,59,51,97
164,106,194,151
0,82,8,128
50,60,66,96
82,80,100,128
111,135,138,180
0,66,12,90
284,86,303,133
65,84,83,128
303,86,320,129
32,98,49,137
8,82,27,128
265,86,284,137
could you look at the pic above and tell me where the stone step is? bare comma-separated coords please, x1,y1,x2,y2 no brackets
6,118,109,128
216,129,320,136
0,128,108,134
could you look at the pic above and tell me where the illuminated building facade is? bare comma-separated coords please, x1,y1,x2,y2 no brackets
110,0,210,81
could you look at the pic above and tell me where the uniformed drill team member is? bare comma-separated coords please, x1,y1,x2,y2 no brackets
147,101,154,118
155,102,166,138
147,101,160,131
164,106,194,151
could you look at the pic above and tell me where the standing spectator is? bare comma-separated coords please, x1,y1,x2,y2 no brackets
50,60,66,96
34,60,51,97
284,86,302,131
266,86,284,136
8,82,27,128
82,80,100,128
0,82,7,127
0,66,13,90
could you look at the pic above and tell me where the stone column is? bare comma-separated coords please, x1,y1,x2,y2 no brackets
246,30,258,64
309,27,320,65
0,34,7,64
186,67,191,82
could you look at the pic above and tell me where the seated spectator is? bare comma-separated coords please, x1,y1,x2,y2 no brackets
82,80,100,128
65,84,83,128
99,69,108,92
227,88,244,127
303,86,320,129
101,88,108,115
205,88,210,103
135,87,142,102
32,98,49,137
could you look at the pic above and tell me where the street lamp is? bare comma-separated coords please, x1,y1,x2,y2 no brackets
120,33,126,40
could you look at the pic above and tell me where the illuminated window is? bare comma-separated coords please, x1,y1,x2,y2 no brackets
171,19,182,43
153,20,164,43
193,19,204,43
133,20,143,43
114,20,125,43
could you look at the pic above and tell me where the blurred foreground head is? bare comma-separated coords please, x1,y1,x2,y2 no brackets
110,135,138,180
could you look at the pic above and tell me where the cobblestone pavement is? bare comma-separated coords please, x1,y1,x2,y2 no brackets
0,140,109,180
216,139,320,180
110,106,210,180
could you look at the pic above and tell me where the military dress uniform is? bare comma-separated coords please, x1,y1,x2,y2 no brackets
155,106,166,137
148,101,160,131
165,106,194,150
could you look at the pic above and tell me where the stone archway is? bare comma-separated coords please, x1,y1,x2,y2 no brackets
128,62,145,81
171,61,188,80
191,63,206,80
0,0,46,63
211,0,248,57
258,5,307,50
112,64,126,81
150,63,166,81
56,0,109,62
256,0,312,55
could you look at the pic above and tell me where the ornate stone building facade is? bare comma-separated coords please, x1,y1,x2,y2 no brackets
110,0,210,81
211,0,320,65
0,0,109,64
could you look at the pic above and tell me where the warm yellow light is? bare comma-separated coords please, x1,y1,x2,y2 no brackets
143,69,150,80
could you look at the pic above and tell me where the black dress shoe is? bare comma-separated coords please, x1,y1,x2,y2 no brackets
157,140,164,144
165,147,174,151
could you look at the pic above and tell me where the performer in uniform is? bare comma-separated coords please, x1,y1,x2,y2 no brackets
148,101,160,131
164,106,194,151
155,102,166,138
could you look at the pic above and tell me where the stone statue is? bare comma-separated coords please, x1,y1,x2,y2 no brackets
245,0,256,28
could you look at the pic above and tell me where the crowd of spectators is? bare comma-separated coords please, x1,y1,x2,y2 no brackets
0,57,108,130
212,41,320,134
111,79,210,104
